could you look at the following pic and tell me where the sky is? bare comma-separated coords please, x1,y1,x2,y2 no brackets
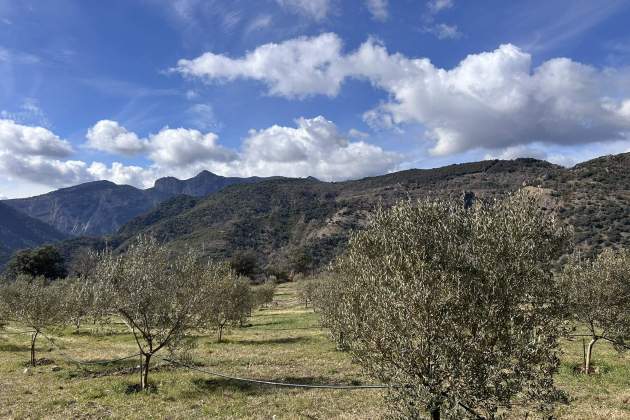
1,0,630,198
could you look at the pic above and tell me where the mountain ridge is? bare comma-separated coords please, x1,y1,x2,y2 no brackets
2,171,275,236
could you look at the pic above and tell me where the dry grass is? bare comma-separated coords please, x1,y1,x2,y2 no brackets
0,282,628,419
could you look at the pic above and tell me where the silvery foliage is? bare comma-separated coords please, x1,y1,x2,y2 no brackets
327,191,572,419
91,236,231,388
206,274,252,341
0,275,67,364
559,249,630,369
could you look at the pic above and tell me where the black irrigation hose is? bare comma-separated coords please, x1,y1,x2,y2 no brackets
163,357,391,390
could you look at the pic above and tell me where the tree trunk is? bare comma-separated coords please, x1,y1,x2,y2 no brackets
430,407,440,420
585,337,598,374
218,324,224,343
141,353,152,390
30,331,39,366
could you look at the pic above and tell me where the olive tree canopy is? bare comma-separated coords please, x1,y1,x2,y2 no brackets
329,191,572,419
559,249,630,374
0,275,67,365
91,236,229,390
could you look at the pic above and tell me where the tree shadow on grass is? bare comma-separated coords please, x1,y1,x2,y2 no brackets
226,336,311,346
185,375,358,398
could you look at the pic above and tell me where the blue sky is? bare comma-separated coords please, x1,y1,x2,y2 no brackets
1,0,630,198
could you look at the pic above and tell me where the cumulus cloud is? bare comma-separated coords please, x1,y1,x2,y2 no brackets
86,120,236,168
276,0,331,21
85,117,401,182
148,127,237,167
175,33,345,98
0,119,157,190
175,34,630,157
233,116,402,181
86,120,148,155
0,119,73,157
366,0,388,21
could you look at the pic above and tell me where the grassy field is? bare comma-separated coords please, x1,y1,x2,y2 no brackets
0,282,628,419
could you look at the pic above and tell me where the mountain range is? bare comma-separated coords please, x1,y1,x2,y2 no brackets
2,171,274,237
2,153,630,271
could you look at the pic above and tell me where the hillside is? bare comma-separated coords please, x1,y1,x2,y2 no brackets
0,201,68,266
108,158,566,271
2,172,272,236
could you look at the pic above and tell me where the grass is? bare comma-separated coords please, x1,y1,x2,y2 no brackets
1,282,628,419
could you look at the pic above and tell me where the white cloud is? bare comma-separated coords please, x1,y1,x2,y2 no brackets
233,116,401,181
148,127,237,167
0,119,73,157
1,99,51,128
245,14,273,35
86,120,148,155
428,0,453,13
83,117,401,183
429,23,462,40
276,0,331,21
424,0,459,40
186,103,220,131
0,154,91,187
87,162,156,187
366,0,388,21
175,33,345,98
86,120,235,168
176,35,630,157
348,128,369,139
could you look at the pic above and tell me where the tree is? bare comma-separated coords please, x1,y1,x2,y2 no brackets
253,282,276,309
328,191,572,419
0,275,67,365
91,236,225,390
289,247,313,276
5,245,66,280
67,247,99,278
229,250,259,279
311,273,350,350
559,249,630,374
60,277,96,331
297,278,319,308
207,275,252,341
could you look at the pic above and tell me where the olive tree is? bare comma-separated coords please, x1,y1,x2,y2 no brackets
311,273,350,350
91,236,227,390
0,275,67,365
60,277,96,331
559,249,630,374
253,282,276,309
329,191,572,419
297,279,319,308
207,275,252,342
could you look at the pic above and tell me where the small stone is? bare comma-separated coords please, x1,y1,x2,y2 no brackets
51,366,62,372
23,367,31,375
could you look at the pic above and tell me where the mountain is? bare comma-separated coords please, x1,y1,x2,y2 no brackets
107,158,569,271
149,170,275,196
18,153,630,273
104,154,630,273
0,201,68,266
2,172,271,236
